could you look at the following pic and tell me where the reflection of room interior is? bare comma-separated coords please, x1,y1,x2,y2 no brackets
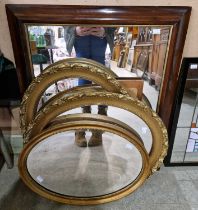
29,26,169,85
28,25,169,110
111,26,169,90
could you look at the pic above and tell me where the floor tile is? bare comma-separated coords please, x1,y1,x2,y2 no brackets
154,203,191,210
190,204,198,210
177,180,198,204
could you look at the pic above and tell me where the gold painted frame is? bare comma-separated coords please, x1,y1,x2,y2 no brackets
19,118,150,205
20,58,128,134
19,58,168,205
25,90,168,172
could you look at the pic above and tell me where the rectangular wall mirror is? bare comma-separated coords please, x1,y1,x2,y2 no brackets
6,5,191,135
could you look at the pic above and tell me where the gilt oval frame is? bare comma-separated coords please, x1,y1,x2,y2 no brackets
24,91,168,172
19,119,150,205
47,113,144,145
20,58,128,133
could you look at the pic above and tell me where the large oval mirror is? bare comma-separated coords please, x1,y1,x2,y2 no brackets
26,130,143,197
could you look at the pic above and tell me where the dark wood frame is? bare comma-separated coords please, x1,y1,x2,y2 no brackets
5,4,191,135
164,57,198,166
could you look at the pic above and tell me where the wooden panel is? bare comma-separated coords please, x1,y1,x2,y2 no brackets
155,42,168,87
118,79,144,100
133,44,152,77
150,27,169,89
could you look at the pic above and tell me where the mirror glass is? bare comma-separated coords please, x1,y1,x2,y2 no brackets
27,25,171,111
27,130,143,197
54,106,153,153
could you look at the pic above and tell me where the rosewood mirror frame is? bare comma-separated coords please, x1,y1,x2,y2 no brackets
6,4,191,134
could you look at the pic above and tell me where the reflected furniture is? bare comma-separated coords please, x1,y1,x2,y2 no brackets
133,26,153,80
133,26,170,90
150,27,170,90
133,46,150,78
32,54,48,72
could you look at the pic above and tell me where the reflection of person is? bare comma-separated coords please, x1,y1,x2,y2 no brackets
64,26,115,147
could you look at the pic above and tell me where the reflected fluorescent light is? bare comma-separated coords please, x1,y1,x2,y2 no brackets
190,64,198,69
100,9,115,14
152,28,160,34
118,27,124,33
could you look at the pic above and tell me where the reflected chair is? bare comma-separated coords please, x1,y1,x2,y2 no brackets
32,54,48,72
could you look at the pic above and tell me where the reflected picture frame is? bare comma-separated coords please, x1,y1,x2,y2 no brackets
125,48,134,72
126,32,133,47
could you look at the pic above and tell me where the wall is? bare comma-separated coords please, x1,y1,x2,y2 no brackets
0,0,198,62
